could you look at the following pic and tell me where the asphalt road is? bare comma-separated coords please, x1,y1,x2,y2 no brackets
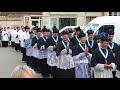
0,47,51,78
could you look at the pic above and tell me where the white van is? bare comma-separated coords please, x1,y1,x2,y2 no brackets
83,16,120,44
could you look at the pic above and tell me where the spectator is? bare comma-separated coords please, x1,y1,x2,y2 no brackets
10,65,36,78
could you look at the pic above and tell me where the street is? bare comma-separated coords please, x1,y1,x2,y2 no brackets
0,47,51,78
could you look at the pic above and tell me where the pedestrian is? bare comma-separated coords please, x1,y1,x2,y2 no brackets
91,37,116,78
68,29,73,42
10,26,17,47
2,27,9,47
31,27,41,72
37,26,50,78
22,26,30,62
15,27,21,51
47,27,62,78
71,26,82,46
25,31,34,69
10,65,36,78
107,29,119,78
72,32,92,78
86,30,98,78
56,30,75,78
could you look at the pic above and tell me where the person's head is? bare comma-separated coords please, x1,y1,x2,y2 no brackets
29,31,34,38
17,27,20,31
24,26,30,32
42,27,48,37
62,31,69,42
53,28,59,37
47,29,51,37
21,25,24,30
7,27,10,29
69,29,73,38
10,65,36,78
36,28,41,37
76,27,81,36
79,32,86,44
4,27,6,31
108,29,114,42
87,30,94,40
100,37,109,49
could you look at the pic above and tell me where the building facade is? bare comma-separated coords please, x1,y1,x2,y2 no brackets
0,12,109,30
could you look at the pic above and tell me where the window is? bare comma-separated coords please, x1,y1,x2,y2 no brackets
84,23,99,34
94,25,115,35
50,18,57,29
59,18,76,29
31,17,39,19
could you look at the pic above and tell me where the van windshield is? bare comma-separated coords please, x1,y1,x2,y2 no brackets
83,23,99,34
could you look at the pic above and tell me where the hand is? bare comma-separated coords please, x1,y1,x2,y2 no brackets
107,64,113,69
84,48,88,55
66,46,69,50
53,45,56,49
104,64,109,69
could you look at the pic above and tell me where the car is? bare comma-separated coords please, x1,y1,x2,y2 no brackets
59,26,86,33
83,16,120,44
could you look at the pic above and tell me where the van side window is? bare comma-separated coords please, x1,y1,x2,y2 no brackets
95,25,115,35
94,25,115,42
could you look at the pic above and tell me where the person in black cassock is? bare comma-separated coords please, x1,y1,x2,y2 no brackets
86,30,98,78
72,32,92,78
46,27,62,78
56,30,75,78
71,26,82,46
107,29,119,78
91,37,116,78
47,29,52,38
25,31,34,68
31,27,41,72
37,26,50,78
86,30,98,53
68,29,73,42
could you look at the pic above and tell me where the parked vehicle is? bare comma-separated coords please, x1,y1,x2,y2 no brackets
83,16,120,44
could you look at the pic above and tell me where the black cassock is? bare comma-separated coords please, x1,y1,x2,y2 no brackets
91,48,115,67
30,36,40,72
37,37,49,77
108,42,120,78
46,36,62,78
56,41,75,78
72,43,92,56
91,48,116,78
86,40,98,54
71,35,79,46
72,43,92,78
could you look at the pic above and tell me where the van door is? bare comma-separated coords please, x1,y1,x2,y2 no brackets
94,24,115,42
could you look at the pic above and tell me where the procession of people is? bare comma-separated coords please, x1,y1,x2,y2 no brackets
0,25,120,78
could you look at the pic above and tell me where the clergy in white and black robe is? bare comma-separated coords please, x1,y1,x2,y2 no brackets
72,32,92,78
91,37,116,78
25,31,34,69
31,27,41,72
37,27,50,78
22,26,30,61
10,28,17,47
46,28,62,78
15,27,21,51
71,27,82,46
56,30,75,78
86,30,98,78
107,29,119,78
2,29,9,47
